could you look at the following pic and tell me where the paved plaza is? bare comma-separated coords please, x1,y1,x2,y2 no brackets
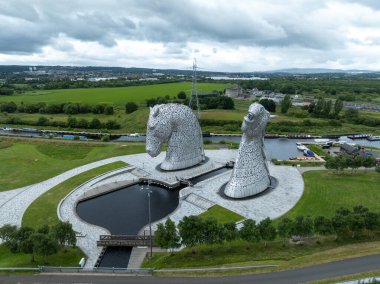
0,150,304,268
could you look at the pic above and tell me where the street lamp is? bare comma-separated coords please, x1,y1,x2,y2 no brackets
140,180,153,258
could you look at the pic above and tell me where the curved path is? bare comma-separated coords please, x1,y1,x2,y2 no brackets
1,149,304,268
1,254,380,284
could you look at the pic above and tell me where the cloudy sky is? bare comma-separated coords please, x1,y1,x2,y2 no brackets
1,0,380,72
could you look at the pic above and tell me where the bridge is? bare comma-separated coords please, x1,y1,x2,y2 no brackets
97,235,156,247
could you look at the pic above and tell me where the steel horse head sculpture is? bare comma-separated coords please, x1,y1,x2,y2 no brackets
146,103,204,171
225,103,271,198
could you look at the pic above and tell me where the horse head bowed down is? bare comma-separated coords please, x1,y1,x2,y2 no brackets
146,103,204,171
225,103,271,198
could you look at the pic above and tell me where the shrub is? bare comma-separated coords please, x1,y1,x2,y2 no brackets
125,102,138,114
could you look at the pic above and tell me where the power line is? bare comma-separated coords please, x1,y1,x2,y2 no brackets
189,58,200,119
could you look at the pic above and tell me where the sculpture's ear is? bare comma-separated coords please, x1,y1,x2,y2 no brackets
153,106,160,117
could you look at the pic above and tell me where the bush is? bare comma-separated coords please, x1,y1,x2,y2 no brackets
125,102,138,114
288,108,309,118
37,116,49,126
0,102,17,113
101,135,110,142
259,99,276,112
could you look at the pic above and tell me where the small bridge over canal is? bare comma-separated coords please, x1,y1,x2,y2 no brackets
97,235,156,247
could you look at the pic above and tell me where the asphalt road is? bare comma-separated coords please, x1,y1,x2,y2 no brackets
1,254,380,284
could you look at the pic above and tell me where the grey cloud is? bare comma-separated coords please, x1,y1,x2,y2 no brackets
0,0,379,60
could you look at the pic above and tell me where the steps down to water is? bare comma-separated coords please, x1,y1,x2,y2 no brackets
94,247,107,268
131,168,150,177
184,193,215,210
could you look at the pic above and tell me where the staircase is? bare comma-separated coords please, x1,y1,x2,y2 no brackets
184,193,215,210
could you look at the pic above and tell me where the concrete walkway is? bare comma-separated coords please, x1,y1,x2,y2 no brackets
0,149,305,269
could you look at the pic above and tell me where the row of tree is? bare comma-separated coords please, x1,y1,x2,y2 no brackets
0,87,14,96
307,98,343,118
0,102,114,115
325,154,377,171
145,95,234,110
0,222,76,263
2,116,121,130
155,205,380,253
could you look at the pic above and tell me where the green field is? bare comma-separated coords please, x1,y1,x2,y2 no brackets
0,138,145,191
0,244,84,268
280,170,380,220
22,161,127,228
143,238,380,273
199,205,244,224
0,82,229,107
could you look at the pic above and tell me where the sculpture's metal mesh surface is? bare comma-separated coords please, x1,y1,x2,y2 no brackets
146,103,204,171
225,103,271,198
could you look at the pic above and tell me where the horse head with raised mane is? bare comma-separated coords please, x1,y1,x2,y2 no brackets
225,102,271,198
146,103,204,171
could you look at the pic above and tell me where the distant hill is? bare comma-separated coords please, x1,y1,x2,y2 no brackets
265,68,378,74
0,65,378,76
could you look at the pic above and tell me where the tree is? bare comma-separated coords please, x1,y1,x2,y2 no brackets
332,207,351,239
281,94,292,114
37,116,49,126
0,224,18,243
51,221,76,247
202,217,223,246
364,211,380,237
292,216,313,239
92,104,105,114
322,100,332,117
277,218,294,245
220,97,234,110
258,217,277,247
67,116,77,128
0,101,17,113
155,218,180,254
104,105,114,115
177,91,187,100
178,216,204,249
76,118,89,129
344,109,359,122
313,216,333,236
362,156,376,169
259,99,276,112
89,118,101,129
333,99,343,117
20,233,39,262
101,135,110,142
222,222,238,242
125,102,138,114
239,219,261,243
63,103,79,115
313,98,325,116
37,224,50,235
325,157,339,171
33,233,59,263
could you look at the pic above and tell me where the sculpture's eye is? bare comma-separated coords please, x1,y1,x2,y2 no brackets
247,112,254,120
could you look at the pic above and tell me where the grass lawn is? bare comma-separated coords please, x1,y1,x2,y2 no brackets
0,138,145,191
143,238,380,273
22,161,127,229
280,170,380,220
0,82,229,107
199,205,244,224
0,244,84,267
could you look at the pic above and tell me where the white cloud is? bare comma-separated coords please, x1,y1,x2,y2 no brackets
0,0,380,71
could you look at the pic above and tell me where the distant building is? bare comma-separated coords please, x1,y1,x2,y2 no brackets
225,87,243,98
340,143,359,155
